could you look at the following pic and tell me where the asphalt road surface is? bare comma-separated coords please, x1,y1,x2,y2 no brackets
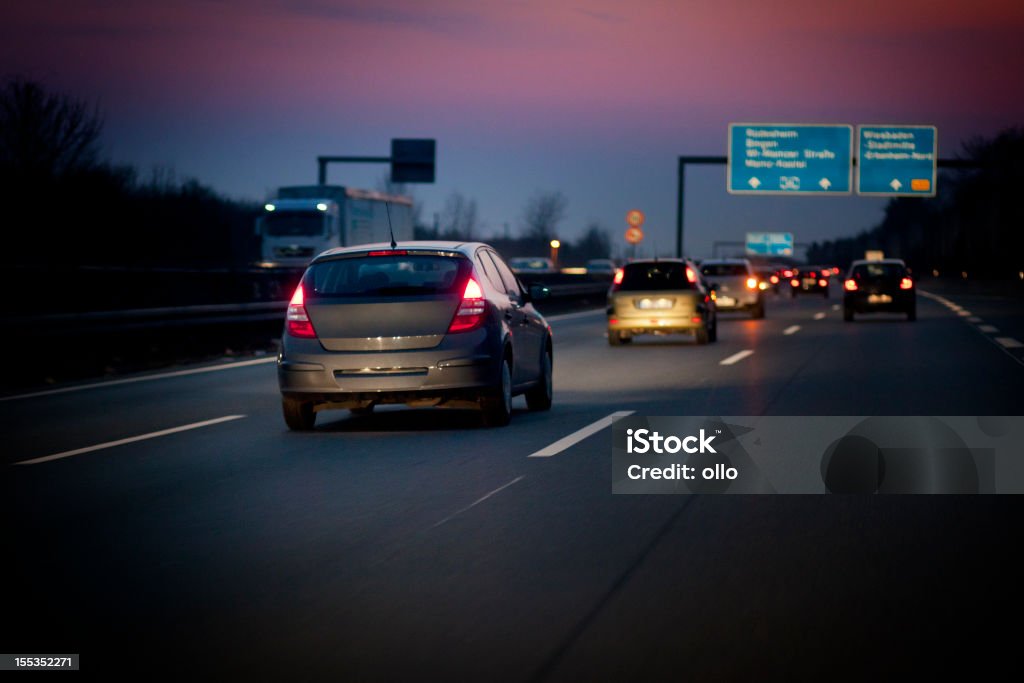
4,284,1023,679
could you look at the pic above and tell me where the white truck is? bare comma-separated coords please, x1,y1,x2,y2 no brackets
257,185,414,267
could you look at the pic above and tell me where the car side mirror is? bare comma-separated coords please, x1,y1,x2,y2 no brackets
528,284,551,301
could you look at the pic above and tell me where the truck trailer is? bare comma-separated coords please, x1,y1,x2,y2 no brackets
257,185,414,267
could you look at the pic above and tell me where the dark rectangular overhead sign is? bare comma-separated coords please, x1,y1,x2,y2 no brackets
390,138,436,183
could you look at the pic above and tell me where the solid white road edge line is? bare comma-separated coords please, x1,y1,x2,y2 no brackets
783,325,801,335
430,476,526,529
528,410,635,458
15,415,247,465
720,350,754,366
2,358,277,402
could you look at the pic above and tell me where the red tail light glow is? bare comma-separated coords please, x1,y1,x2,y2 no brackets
844,279,858,291
832,267,840,275
367,250,408,256
613,269,624,285
791,279,800,287
783,269,793,278
686,267,697,283
286,285,317,338
818,279,827,287
447,278,487,333
746,277,758,289
900,277,913,289
691,316,702,323
770,275,779,284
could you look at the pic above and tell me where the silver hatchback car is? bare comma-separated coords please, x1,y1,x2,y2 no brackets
278,242,553,430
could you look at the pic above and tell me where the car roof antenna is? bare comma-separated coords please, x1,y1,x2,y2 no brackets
384,200,397,250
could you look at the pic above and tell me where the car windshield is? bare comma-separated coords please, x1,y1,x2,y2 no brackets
853,263,906,279
263,211,325,237
701,263,747,277
305,254,468,297
619,262,696,291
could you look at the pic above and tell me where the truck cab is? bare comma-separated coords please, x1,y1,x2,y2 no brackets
258,197,339,267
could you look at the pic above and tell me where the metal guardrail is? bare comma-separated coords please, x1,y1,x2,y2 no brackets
6,283,610,333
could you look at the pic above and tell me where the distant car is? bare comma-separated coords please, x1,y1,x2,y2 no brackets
607,259,717,345
699,259,765,318
585,259,618,275
752,265,779,293
277,241,553,430
843,258,916,321
508,257,556,274
789,266,830,298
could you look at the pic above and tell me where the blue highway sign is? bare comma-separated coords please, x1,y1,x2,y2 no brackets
746,232,794,256
728,123,852,195
857,125,937,196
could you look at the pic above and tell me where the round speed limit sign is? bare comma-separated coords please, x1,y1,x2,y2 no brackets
626,210,645,228
625,226,644,244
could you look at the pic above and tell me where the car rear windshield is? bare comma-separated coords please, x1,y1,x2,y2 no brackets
852,263,906,279
700,263,748,277
304,254,469,297
619,262,696,291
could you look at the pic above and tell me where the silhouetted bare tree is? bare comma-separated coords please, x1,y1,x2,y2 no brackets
0,77,103,181
521,190,568,241
441,190,479,239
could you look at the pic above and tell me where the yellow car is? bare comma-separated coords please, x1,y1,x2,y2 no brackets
607,259,718,345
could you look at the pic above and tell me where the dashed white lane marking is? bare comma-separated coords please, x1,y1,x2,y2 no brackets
813,312,826,320
1,358,277,402
528,411,635,458
831,305,840,311
957,310,972,317
979,325,1000,334
720,350,754,366
783,325,801,335
967,316,983,323
430,476,525,528
14,415,247,465
995,337,1024,349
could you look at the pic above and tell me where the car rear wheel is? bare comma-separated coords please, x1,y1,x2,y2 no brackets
481,356,512,427
695,327,709,345
608,329,622,346
751,301,765,319
907,306,917,322
525,348,553,411
843,307,854,322
708,318,718,342
282,397,316,431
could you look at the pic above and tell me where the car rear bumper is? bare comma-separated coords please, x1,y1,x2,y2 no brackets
278,329,500,403
844,292,915,311
608,314,706,334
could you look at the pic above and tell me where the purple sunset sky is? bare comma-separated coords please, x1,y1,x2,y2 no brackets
4,0,1024,257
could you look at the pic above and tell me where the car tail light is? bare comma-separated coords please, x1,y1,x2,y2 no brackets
368,250,408,256
818,279,827,287
791,279,799,287
758,281,768,290
447,278,486,333
609,317,618,324
900,277,913,289
286,285,317,338
844,279,858,291
832,267,840,275
770,275,779,284
809,271,817,278
783,269,793,278
691,315,702,323
686,267,697,283
613,269,624,285
746,277,757,289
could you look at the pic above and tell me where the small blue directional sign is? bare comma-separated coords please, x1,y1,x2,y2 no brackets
728,123,852,195
746,232,794,256
857,125,937,196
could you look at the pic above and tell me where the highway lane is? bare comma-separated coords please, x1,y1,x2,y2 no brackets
4,287,1024,678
